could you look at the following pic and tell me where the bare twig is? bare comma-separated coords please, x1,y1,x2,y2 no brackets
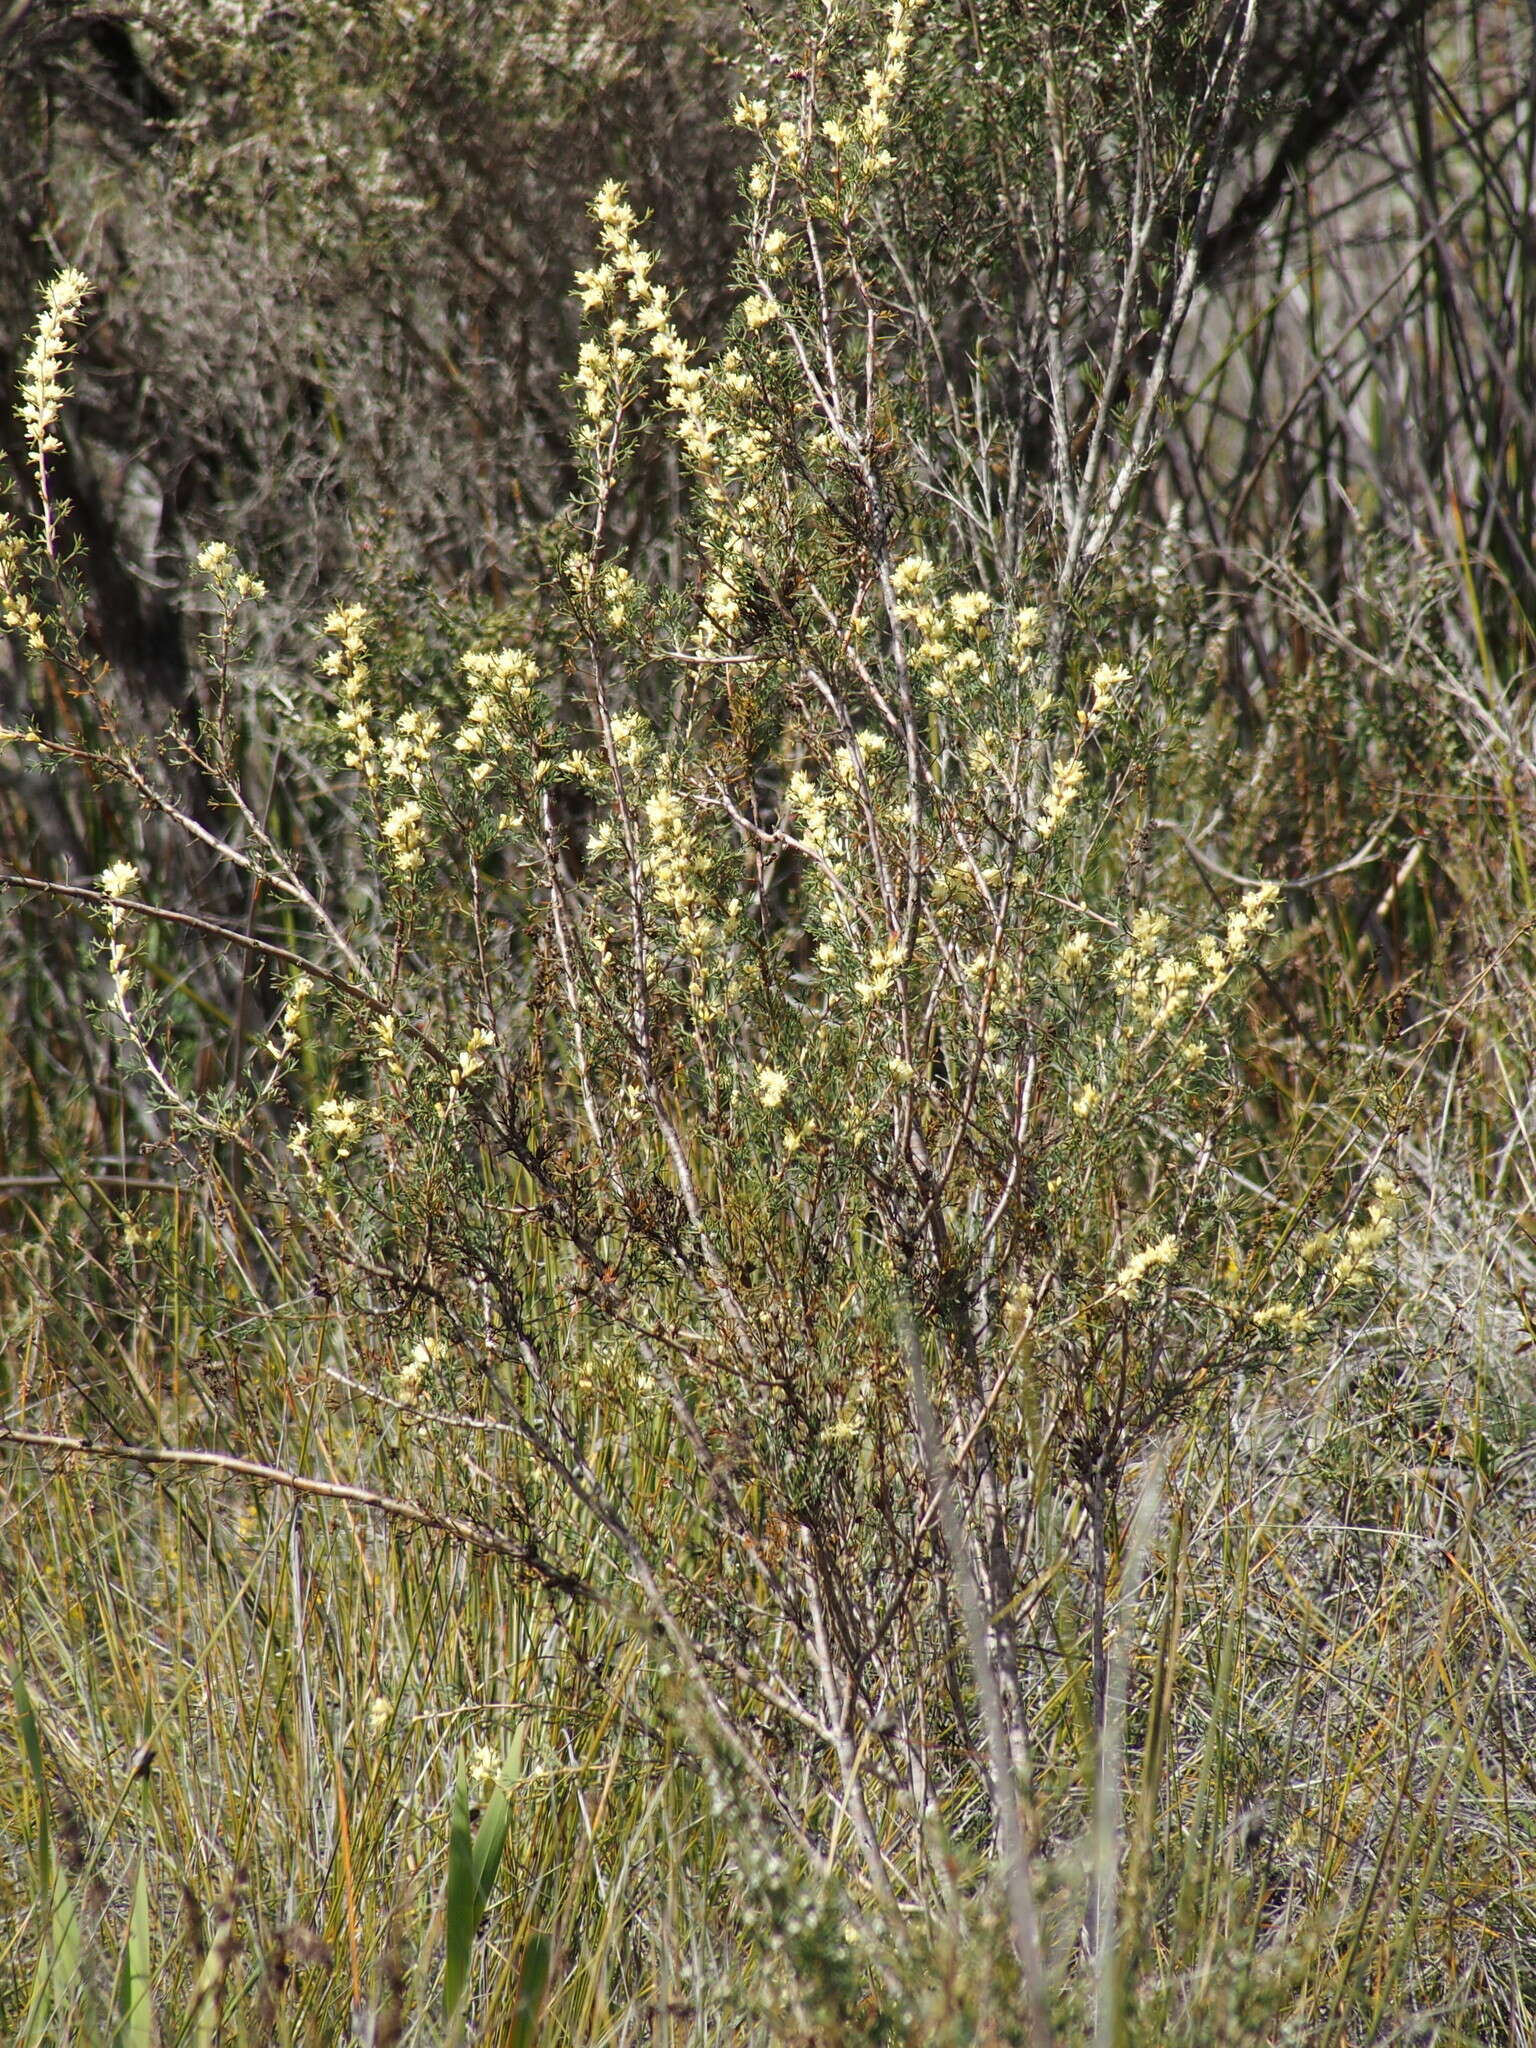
0,1426,593,1600
898,1308,1054,2048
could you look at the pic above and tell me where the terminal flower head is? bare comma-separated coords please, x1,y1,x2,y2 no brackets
1110,1233,1180,1302
755,1066,790,1111
100,860,140,902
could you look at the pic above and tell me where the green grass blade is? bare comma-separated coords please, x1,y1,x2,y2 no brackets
114,1859,153,2048
444,1767,475,2020
23,1861,82,2048
12,1659,51,1892
14,1658,79,2047
508,1932,551,2048
473,1783,512,1922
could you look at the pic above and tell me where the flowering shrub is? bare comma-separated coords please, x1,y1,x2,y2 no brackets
0,8,1424,2038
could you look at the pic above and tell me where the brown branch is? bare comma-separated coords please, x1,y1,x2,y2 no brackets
0,872,458,1066
0,1425,594,1602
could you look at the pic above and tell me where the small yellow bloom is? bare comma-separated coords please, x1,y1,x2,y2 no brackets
1056,930,1093,978
316,1096,364,1148
395,1335,442,1406
468,1744,502,1803
1110,1233,1179,1302
99,860,140,902
755,1066,790,1111
891,553,934,597
1011,605,1043,654
1037,755,1085,840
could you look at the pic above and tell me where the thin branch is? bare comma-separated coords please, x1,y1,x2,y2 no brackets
0,1425,594,1600
898,1308,1054,2048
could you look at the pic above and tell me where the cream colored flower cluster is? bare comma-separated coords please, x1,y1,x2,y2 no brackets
378,702,440,873
100,859,140,902
453,646,542,808
928,855,1006,910
371,1012,406,1080
1327,1174,1403,1288
288,1091,364,1175
782,758,884,986
571,184,663,442
828,728,891,807
737,0,919,187
596,562,637,630
455,691,500,787
468,1743,504,1804
18,268,91,552
571,187,795,681
1110,882,1278,1039
1056,929,1094,979
381,797,425,873
380,707,440,791
631,767,747,1020
1109,1231,1180,1303
642,785,701,921
1238,1175,1404,1342
855,934,906,1007
1036,755,1086,841
97,860,141,1014
608,708,654,774
890,555,995,702
196,538,265,604
321,606,453,874
888,564,1118,845
451,1030,495,1089
1251,1299,1312,1339
432,1029,497,1121
787,766,847,865
855,0,918,164
324,605,377,783
574,181,727,478
316,1095,363,1147
1034,660,1127,842
268,971,314,1061
395,1335,444,1407
755,1065,791,1111
0,514,46,652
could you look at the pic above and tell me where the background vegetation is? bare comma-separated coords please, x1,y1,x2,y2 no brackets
2,2,1534,2042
